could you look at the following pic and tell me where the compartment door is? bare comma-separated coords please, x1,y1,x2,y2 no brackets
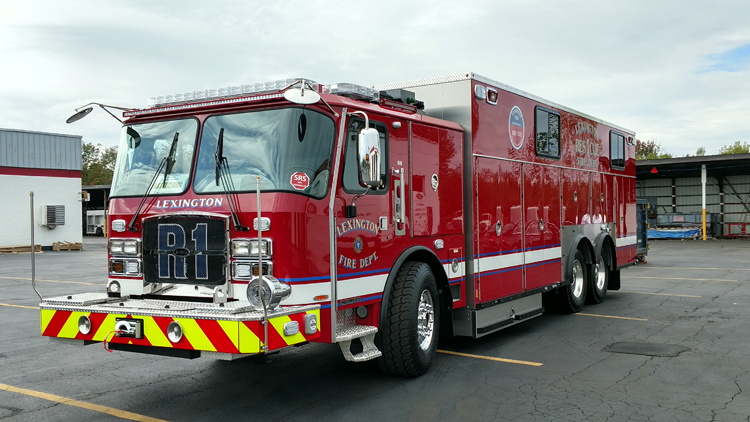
475,157,523,303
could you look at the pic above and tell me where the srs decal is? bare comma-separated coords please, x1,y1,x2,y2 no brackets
509,106,525,150
337,219,379,270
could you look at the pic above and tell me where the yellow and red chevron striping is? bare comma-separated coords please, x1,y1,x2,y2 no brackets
40,308,320,354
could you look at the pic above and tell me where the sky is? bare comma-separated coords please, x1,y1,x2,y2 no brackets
1,0,749,156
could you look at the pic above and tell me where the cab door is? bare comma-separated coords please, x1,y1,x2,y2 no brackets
334,113,408,305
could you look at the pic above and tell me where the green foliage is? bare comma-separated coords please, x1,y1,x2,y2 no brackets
636,139,672,160
82,142,117,185
695,146,706,156
718,141,750,155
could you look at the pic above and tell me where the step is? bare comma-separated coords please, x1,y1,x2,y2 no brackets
335,324,377,342
336,325,382,362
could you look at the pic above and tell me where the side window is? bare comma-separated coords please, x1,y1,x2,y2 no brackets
610,131,625,169
342,118,388,193
535,107,561,159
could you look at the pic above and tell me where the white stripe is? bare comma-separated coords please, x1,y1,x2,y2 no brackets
285,282,331,305
475,246,562,275
475,251,524,274
525,247,562,264
618,235,637,246
338,274,387,300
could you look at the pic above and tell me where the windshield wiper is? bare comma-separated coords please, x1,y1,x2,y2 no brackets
162,132,179,187
214,128,249,231
128,132,179,232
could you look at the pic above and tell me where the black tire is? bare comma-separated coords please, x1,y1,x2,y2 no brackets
95,227,103,237
559,250,587,313
586,247,610,304
378,262,439,377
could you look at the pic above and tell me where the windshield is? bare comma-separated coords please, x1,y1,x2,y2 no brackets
193,108,335,198
110,119,198,197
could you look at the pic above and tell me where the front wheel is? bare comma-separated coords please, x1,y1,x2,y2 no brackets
379,262,439,377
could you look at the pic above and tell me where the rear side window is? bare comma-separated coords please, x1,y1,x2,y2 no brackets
610,132,625,168
535,107,561,159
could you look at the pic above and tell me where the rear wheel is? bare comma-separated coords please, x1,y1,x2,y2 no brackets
559,250,587,313
587,247,610,304
379,262,439,377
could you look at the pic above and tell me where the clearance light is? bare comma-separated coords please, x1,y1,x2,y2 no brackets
323,83,379,102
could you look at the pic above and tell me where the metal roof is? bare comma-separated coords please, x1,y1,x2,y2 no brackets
373,72,636,136
636,154,750,180
0,128,82,171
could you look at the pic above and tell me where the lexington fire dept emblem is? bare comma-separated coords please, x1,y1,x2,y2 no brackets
509,106,525,150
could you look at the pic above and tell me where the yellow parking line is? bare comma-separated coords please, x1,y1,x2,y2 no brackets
645,266,750,271
621,291,702,298
437,350,543,367
0,382,168,422
0,276,100,286
0,303,38,309
576,313,648,321
627,276,736,282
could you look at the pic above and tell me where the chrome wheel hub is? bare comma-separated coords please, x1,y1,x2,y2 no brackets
596,261,606,290
417,289,435,351
572,260,584,298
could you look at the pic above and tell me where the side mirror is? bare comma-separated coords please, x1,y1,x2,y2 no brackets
126,127,141,149
357,128,381,188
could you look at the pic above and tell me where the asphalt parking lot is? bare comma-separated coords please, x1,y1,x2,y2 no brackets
1,238,749,421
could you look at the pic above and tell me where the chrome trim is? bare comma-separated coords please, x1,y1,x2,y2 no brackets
329,107,348,342
109,258,142,277
472,153,638,180
108,238,141,256
232,260,273,280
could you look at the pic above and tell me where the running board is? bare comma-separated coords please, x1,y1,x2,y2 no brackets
336,325,382,362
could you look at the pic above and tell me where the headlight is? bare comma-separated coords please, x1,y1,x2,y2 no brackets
123,240,140,255
110,239,140,255
109,240,123,255
232,239,271,257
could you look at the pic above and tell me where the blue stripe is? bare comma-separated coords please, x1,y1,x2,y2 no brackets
525,258,561,269
481,266,523,277
449,277,466,285
338,267,390,279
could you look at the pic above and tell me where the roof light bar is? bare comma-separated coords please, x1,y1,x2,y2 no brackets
148,78,320,108
123,93,286,118
323,83,379,102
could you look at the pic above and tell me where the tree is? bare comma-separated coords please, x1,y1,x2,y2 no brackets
695,146,706,156
636,139,672,160
719,141,750,155
82,141,117,185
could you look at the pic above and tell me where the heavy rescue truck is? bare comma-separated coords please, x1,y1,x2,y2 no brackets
45,73,637,376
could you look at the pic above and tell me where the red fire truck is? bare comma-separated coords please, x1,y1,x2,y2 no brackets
44,73,637,376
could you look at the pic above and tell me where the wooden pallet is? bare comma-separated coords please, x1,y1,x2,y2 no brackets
53,241,83,251
0,245,42,254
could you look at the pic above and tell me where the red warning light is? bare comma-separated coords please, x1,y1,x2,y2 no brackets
651,167,658,174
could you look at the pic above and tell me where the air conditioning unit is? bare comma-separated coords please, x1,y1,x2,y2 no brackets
41,205,65,230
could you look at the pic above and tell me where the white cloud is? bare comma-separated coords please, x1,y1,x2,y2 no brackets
1,0,749,156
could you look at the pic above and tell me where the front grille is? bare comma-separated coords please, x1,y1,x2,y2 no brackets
142,215,227,286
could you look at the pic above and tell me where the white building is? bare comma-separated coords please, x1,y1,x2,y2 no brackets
0,128,83,249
